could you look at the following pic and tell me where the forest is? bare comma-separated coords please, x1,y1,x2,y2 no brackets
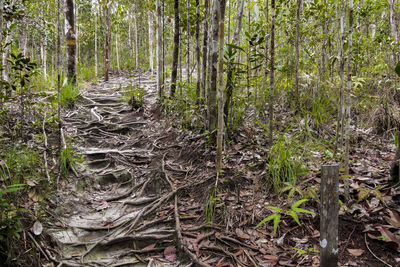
0,0,399,266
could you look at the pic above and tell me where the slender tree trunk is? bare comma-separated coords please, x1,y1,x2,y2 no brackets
76,2,79,64
116,27,120,73
269,0,276,145
95,10,98,77
171,0,180,96
338,0,345,150
148,11,154,74
208,0,220,131
195,0,201,102
366,0,370,64
321,0,327,76
201,0,210,100
57,0,62,179
41,0,48,81
66,0,76,84
224,0,245,126
389,0,398,62
156,0,163,98
134,15,139,69
104,0,110,81
0,0,3,100
295,0,301,106
216,0,227,178
187,0,190,86
19,16,28,55
344,0,353,202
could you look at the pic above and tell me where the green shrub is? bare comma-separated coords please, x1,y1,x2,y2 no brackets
265,133,306,193
60,143,82,176
60,82,80,107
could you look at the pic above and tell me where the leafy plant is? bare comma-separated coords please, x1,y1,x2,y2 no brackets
123,84,144,108
357,185,385,204
0,184,24,245
205,187,224,224
292,247,318,257
60,81,80,108
60,143,82,176
265,133,306,193
255,199,314,234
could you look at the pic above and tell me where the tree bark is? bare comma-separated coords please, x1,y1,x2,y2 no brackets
156,0,163,98
94,9,98,77
208,0,220,131
344,0,353,202
66,0,76,84
195,0,201,102
104,0,110,81
269,0,276,145
295,0,301,106
170,0,179,96
224,0,245,126
187,0,190,86
148,11,154,74
216,0,227,177
201,0,210,100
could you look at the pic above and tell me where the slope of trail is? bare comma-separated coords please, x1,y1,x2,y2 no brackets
49,72,210,266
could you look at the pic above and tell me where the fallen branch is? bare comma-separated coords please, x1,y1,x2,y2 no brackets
364,234,392,267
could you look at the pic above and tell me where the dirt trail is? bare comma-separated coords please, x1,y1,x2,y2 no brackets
50,72,201,266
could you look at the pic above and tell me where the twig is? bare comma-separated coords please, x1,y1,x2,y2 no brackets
27,231,50,262
340,225,356,258
364,233,392,267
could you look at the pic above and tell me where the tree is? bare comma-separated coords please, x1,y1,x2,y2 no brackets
208,0,220,131
215,0,227,178
104,0,111,82
269,0,276,145
295,0,301,106
201,0,209,100
224,0,245,127
148,11,154,74
195,0,200,102
66,0,76,84
156,0,163,98
170,0,179,96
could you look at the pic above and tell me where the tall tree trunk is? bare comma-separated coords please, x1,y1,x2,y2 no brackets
156,0,163,98
116,27,120,72
0,0,3,101
224,0,245,126
134,15,139,69
195,0,201,102
187,0,190,86
201,0,210,100
321,0,327,76
104,0,110,81
66,0,76,84
76,2,79,64
338,0,345,150
269,0,276,145
389,0,398,62
19,16,28,55
94,10,98,77
208,0,220,131
41,0,48,81
170,0,179,96
57,0,62,177
216,0,227,178
295,0,301,106
148,11,154,74
344,0,353,202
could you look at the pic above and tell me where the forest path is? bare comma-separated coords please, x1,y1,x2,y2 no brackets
49,72,199,266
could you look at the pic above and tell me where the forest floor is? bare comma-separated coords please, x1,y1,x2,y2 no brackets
46,72,400,267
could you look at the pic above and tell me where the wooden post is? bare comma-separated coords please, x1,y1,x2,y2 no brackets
320,164,339,267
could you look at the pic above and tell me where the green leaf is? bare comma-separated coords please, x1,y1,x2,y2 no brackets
289,210,301,226
255,214,276,229
268,205,284,213
273,214,281,233
291,199,309,209
292,207,314,214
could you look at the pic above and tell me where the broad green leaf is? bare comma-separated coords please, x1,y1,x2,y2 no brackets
268,205,284,213
255,214,276,229
292,207,314,215
273,214,281,233
289,210,301,226
291,199,309,209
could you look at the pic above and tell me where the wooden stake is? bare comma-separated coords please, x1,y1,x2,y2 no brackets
320,164,339,267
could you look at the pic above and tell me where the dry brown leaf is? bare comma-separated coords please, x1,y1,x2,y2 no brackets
347,248,364,256
163,245,176,262
236,228,250,240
